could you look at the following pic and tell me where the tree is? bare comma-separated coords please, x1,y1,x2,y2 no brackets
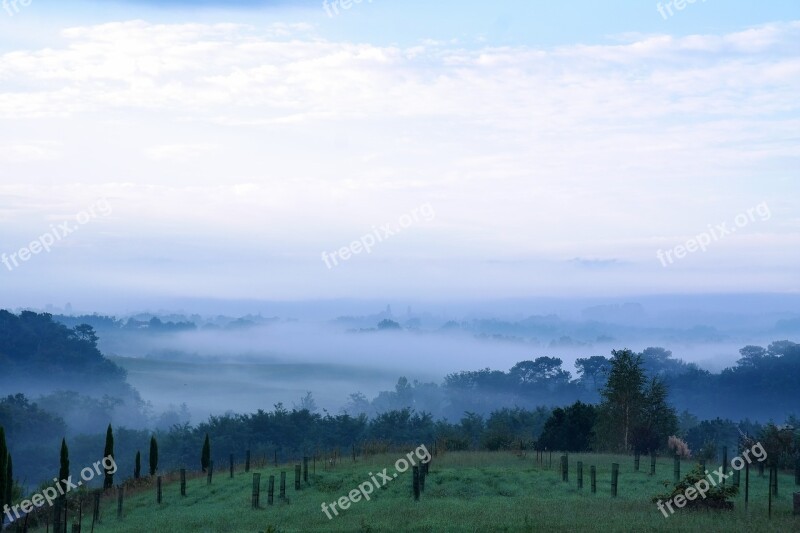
103,424,114,489
0,427,6,510
294,392,318,413
736,345,767,368
149,436,158,476
59,439,70,499
538,401,597,452
510,357,571,386
73,324,99,346
201,434,211,473
134,451,141,479
596,349,646,451
631,378,678,453
575,356,611,391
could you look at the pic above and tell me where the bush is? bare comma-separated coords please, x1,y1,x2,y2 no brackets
652,465,737,511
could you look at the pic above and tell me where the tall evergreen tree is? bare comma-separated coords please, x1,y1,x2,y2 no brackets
59,439,70,499
103,424,115,489
134,451,141,479
595,349,646,452
149,436,158,476
201,434,211,473
0,427,7,510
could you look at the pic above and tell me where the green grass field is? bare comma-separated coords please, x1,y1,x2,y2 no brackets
31,452,797,532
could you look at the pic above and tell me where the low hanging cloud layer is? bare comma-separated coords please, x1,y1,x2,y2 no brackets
0,20,798,306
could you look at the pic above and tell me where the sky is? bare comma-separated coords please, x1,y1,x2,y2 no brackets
0,0,799,312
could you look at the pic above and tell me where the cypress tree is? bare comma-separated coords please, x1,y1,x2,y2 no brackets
0,427,7,509
149,436,158,476
103,424,114,489
59,439,70,499
201,434,211,473
134,451,141,479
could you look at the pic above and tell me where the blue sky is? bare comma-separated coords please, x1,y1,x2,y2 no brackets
0,0,798,311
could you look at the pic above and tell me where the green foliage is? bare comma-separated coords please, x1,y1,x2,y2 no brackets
652,465,738,510
59,438,70,499
149,436,158,476
595,350,677,454
537,401,596,452
201,433,211,473
104,424,115,489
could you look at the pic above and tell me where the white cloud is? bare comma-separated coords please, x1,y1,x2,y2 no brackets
0,20,798,299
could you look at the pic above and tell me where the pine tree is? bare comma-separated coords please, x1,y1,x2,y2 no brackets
201,434,211,473
0,427,7,510
59,439,70,499
134,451,141,479
103,424,114,489
149,436,158,476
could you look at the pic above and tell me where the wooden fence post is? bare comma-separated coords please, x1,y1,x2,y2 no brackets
280,471,286,500
230,454,234,479
721,447,728,485
180,469,186,497
634,453,640,472
274,450,278,467
769,466,773,518
650,453,656,476
420,462,426,493
252,473,261,509
772,465,778,497
611,463,619,497
745,461,750,510
303,456,309,483
53,500,62,532
674,455,680,484
116,487,123,519
795,458,800,486
91,491,100,530
156,476,162,504
577,461,583,489
412,466,420,501
246,450,251,473
793,492,800,516
295,465,301,491
590,465,596,494
268,475,275,505
207,460,214,485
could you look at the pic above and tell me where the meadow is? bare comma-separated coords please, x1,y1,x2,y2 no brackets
28,451,798,532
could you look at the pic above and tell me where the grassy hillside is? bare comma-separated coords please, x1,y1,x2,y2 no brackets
30,451,797,532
